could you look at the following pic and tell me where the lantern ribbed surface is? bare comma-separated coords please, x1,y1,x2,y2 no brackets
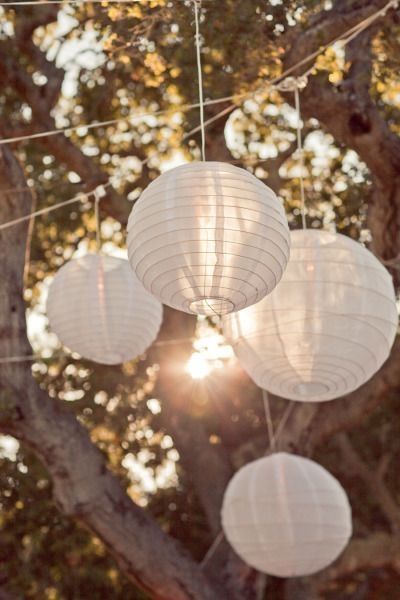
127,161,290,316
222,452,352,578
223,229,398,402
47,254,163,365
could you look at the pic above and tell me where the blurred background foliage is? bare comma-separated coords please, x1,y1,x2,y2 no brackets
0,0,399,598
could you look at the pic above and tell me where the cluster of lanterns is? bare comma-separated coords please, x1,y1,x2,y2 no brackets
46,160,398,578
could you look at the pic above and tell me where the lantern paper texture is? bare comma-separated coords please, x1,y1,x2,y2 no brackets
47,254,162,365
127,161,290,316
224,229,398,402
222,452,352,578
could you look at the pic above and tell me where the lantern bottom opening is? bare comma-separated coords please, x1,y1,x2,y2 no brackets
188,296,235,316
292,381,330,398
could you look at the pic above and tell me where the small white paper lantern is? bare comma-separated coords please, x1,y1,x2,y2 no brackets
222,452,352,578
47,254,162,365
224,229,398,402
127,161,290,316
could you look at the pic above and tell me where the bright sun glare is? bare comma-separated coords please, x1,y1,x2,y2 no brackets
185,352,211,379
185,327,234,379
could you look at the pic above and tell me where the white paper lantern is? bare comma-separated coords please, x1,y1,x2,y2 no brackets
222,452,352,578
47,254,162,365
127,161,290,316
224,229,398,402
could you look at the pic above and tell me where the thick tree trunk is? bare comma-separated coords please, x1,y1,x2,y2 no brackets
0,147,224,600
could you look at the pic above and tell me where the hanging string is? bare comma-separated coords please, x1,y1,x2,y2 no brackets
93,186,107,251
94,196,101,250
0,0,397,230
0,0,397,149
274,74,308,228
200,530,224,568
274,401,295,446
193,0,206,160
294,84,306,229
0,354,41,364
262,389,276,452
269,0,399,87
0,336,196,365
0,106,237,232
332,0,399,48
0,0,202,5
0,99,239,148
0,188,101,231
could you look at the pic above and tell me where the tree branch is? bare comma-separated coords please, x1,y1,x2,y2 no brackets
281,0,400,274
0,43,131,225
335,433,400,532
315,532,400,586
283,0,393,76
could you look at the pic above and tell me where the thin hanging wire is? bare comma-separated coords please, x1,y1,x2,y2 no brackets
294,85,307,229
0,188,98,231
274,402,295,446
93,187,106,251
193,0,206,161
0,0,396,148
0,99,236,148
0,0,201,5
0,336,199,365
0,0,396,230
200,530,224,568
0,107,236,233
0,354,41,364
262,389,276,452
95,197,101,250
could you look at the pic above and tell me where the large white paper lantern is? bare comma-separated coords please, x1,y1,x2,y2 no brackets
224,229,398,402
127,161,290,316
222,452,352,578
47,254,162,365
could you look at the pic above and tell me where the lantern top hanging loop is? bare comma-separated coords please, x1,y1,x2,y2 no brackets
274,74,308,93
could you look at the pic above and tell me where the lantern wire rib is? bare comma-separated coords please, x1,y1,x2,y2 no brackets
262,389,276,452
200,530,224,568
294,85,307,230
193,0,206,161
0,0,396,147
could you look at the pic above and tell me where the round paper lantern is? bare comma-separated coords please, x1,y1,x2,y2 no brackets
47,254,162,364
222,452,352,577
223,229,398,402
127,161,290,316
